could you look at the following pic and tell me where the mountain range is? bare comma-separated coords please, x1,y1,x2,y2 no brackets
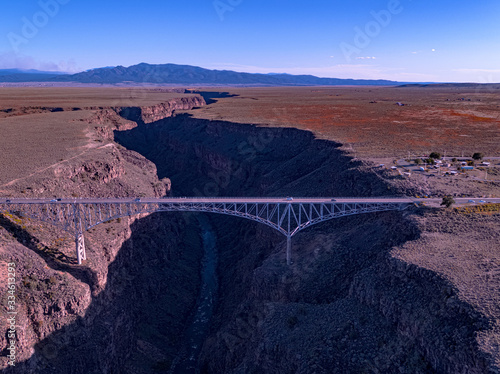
0,63,404,86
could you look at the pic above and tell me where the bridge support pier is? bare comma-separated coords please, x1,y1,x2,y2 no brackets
76,234,86,265
286,235,292,265
72,203,86,265
0,199,413,266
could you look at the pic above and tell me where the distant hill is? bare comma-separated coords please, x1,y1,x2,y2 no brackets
0,68,68,76
3,64,497,87
54,63,403,85
0,63,405,86
398,83,500,89
0,68,67,82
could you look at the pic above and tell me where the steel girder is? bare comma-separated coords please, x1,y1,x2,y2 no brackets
0,201,409,265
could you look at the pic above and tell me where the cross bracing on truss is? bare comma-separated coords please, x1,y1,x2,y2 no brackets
0,198,413,265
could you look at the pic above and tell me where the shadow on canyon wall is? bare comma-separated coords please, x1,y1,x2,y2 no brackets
186,91,239,105
7,112,494,373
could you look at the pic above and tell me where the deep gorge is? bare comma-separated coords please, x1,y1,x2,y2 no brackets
112,111,493,373
5,104,495,373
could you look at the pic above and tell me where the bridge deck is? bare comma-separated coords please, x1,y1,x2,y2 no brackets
1,197,497,265
1,197,497,204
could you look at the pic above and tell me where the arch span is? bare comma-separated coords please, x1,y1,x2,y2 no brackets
1,197,413,264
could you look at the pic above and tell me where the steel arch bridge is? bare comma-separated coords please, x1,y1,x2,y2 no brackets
0,197,414,265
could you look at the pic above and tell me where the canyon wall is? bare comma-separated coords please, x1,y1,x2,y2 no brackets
1,96,497,373
115,114,497,373
0,97,206,373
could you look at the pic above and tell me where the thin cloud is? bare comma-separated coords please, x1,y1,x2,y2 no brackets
355,56,377,60
207,63,438,82
0,52,80,73
410,50,436,55
453,68,500,74
452,68,500,83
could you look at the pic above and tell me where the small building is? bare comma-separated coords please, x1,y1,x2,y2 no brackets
461,166,474,170
480,162,490,166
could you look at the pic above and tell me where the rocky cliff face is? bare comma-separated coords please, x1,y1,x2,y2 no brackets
116,113,498,373
139,96,205,123
0,99,205,373
89,95,206,139
114,113,398,198
1,100,498,373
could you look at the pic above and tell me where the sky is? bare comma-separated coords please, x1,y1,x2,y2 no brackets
1,0,499,82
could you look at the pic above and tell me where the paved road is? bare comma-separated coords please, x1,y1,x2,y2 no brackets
1,197,498,206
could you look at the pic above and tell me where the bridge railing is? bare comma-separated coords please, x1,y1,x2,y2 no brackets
0,198,413,265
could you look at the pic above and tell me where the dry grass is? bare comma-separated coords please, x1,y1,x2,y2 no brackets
187,86,500,158
454,203,500,215
0,87,194,111
0,87,200,190
2,86,499,190
392,209,500,368
0,110,93,187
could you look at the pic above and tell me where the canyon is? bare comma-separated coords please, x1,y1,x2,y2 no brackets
0,88,499,373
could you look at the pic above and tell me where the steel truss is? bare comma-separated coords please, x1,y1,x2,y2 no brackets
1,200,410,265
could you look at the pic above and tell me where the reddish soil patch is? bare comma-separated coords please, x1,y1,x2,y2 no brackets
189,86,500,158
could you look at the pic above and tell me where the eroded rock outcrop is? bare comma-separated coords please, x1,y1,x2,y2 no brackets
115,113,498,373
88,95,206,139
1,101,498,373
139,96,206,123
0,100,203,373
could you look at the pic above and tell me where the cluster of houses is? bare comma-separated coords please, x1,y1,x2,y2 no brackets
418,159,492,176
378,158,492,179
458,160,490,170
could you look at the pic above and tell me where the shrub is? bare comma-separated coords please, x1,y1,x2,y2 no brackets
429,152,441,159
472,152,484,161
440,195,455,208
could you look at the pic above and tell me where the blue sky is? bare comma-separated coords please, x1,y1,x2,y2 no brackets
1,0,499,82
